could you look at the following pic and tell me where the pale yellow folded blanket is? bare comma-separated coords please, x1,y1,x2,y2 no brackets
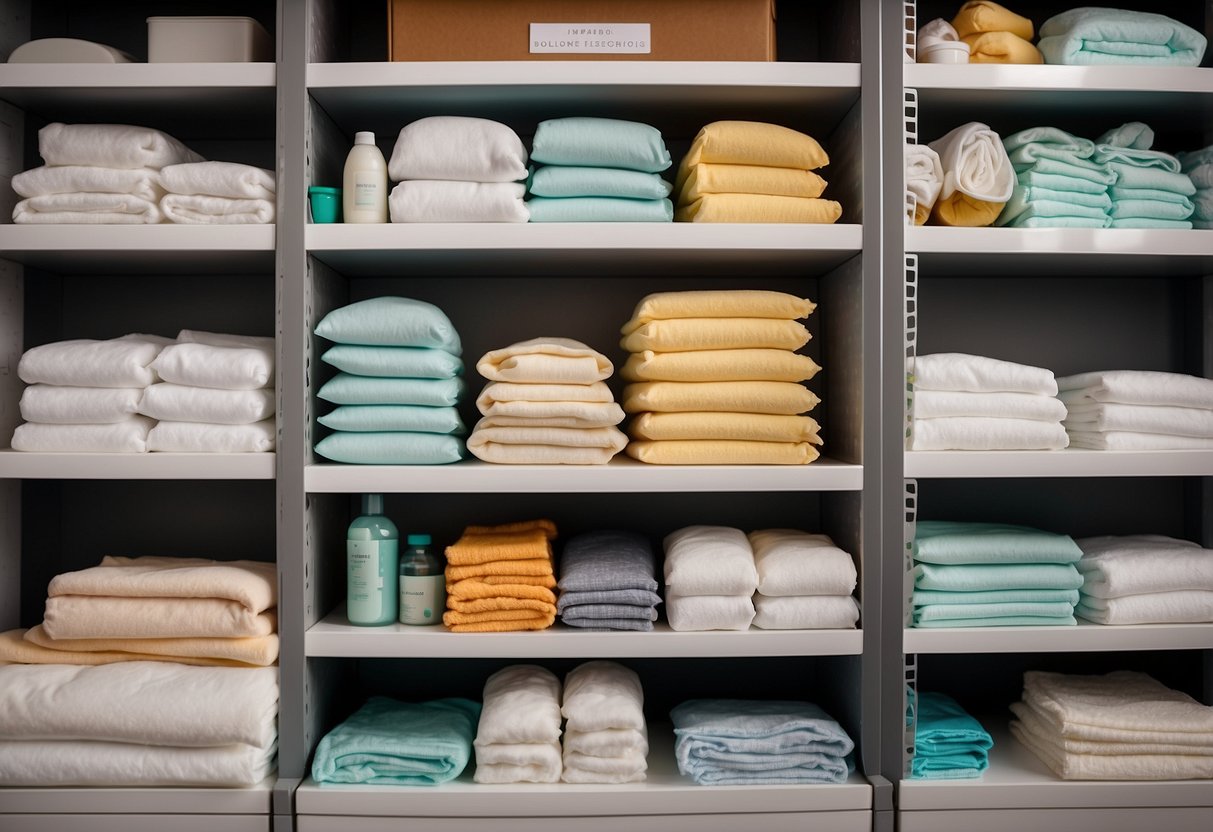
49,556,275,613
622,290,815,332
620,319,810,353
468,423,628,450
42,597,277,640
476,337,613,385
0,627,278,668
443,609,556,632
477,381,615,412
676,194,842,224
678,122,831,190
623,381,820,415
468,443,624,465
446,559,555,582
680,163,827,201
964,31,1043,64
627,440,821,465
952,0,1034,40
930,191,1005,227
476,399,626,426
621,349,821,383
477,413,623,430
445,520,557,566
446,581,557,604
630,411,822,443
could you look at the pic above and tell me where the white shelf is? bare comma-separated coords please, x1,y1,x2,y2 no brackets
305,223,863,276
0,777,275,814
0,225,275,274
307,608,862,658
904,621,1213,654
295,726,871,818
0,450,275,480
899,723,1213,811
904,449,1213,479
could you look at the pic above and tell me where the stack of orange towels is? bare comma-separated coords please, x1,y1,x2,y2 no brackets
443,519,559,632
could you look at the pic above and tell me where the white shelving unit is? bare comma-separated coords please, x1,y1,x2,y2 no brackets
904,450,1213,479
0,226,274,273
0,450,275,480
904,622,1213,654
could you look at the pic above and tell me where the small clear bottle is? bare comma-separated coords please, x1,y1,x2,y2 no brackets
346,494,398,626
342,131,388,223
398,534,445,625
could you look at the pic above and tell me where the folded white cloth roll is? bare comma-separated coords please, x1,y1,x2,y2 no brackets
1062,401,1213,437
145,419,275,453
477,381,615,411
0,739,276,786
913,353,1059,395
11,165,164,202
905,143,944,220
928,121,1016,204
1066,431,1213,451
663,525,758,596
1076,535,1213,597
160,194,274,225
752,594,860,629
11,416,153,453
18,336,165,388
1075,590,1213,625
473,740,562,784
139,384,275,425
1056,370,1213,409
562,661,645,733
914,389,1068,422
152,342,274,390
159,161,275,199
388,180,528,223
38,122,204,170
477,337,613,385
665,594,755,631
917,18,960,50
14,192,162,224
562,746,647,784
910,416,1069,450
476,399,625,425
475,665,562,746
19,385,142,424
748,530,858,596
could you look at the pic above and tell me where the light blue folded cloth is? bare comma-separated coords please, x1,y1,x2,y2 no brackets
315,296,462,353
1008,215,1112,228
531,117,672,173
318,405,466,435
312,696,480,785
1012,156,1116,185
914,562,1085,592
1109,187,1196,205
317,374,465,406
1109,217,1194,229
528,165,673,200
313,431,466,465
526,196,673,222
1038,8,1208,66
914,614,1077,627
914,521,1084,565
1097,122,1155,151
1002,127,1095,158
1108,164,1196,194
1017,170,1110,195
913,588,1081,606
911,692,993,780
1095,147,1182,172
321,345,463,379
1109,199,1194,221
914,601,1077,624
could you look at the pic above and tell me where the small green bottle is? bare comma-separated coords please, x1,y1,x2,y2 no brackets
398,534,445,625
346,494,398,626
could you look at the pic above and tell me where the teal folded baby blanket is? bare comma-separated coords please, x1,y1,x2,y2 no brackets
1109,187,1196,205
1097,122,1154,151
914,562,1084,592
315,296,462,353
1010,215,1111,229
914,601,1078,624
317,374,465,406
526,196,673,223
914,614,1077,627
1038,8,1208,66
1095,147,1181,173
1002,127,1094,158
1109,199,1194,221
321,345,463,380
1017,171,1110,195
314,431,465,465
913,588,1081,606
531,117,672,173
1012,156,1115,185
911,692,993,780
914,521,1084,565
996,188,1111,227
312,696,480,785
318,405,466,434
529,165,672,200
1109,217,1193,229
1107,164,1196,194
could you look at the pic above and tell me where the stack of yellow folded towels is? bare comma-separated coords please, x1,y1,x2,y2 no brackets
952,0,1042,64
443,520,559,632
674,121,842,224
620,290,824,465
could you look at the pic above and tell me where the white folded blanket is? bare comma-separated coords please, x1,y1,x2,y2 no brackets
1062,401,1213,438
468,422,627,450
752,594,860,629
161,194,274,225
388,180,528,223
914,389,1068,422
905,143,944,221
0,663,278,748
1076,535,1213,597
476,413,622,430
561,748,647,783
562,661,646,733
475,665,562,746
476,399,625,425
50,555,276,612
477,337,613,385
177,329,275,350
910,416,1069,450
139,384,275,425
146,419,275,453
152,341,274,390
18,336,165,388
1066,430,1213,451
14,192,163,224
11,416,153,453
1010,719,1213,781
477,381,615,411
563,727,648,757
388,116,528,183
665,594,755,631
1022,670,1213,739
43,597,277,640
19,385,142,424
473,740,562,783
1057,370,1213,409
0,739,276,786
38,122,204,170
1076,590,1213,625
913,353,1058,395
159,161,275,199
466,440,626,465
1010,701,1213,757
928,122,1016,204
12,165,164,201
663,525,758,596
749,530,858,596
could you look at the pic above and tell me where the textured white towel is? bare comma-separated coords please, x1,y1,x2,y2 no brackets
1010,701,1213,757
0,739,276,786
177,330,275,350
43,597,276,640
665,594,755,631
152,342,274,390
752,594,860,629
913,353,1058,395
473,741,562,784
18,336,165,388
11,416,153,453
1023,670,1213,738
478,337,613,385
749,529,858,597
388,180,528,223
388,116,528,183
928,122,1016,204
475,665,562,746
161,194,274,225
477,381,615,411
159,161,275,199
1056,370,1213,409
14,192,163,224
562,661,645,733
1076,535,1213,597
562,748,647,783
146,419,275,453
1010,719,1213,780
11,165,164,201
914,390,1068,422
562,727,648,757
139,384,275,425
663,525,758,596
1062,401,1213,437
51,555,276,611
1076,590,1213,625
38,122,204,170
19,385,142,424
910,416,1069,450
1066,430,1213,450
476,399,625,425
905,143,944,219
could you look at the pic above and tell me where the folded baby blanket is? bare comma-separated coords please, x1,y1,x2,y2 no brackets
906,143,944,225
678,122,830,183
911,691,993,779
321,345,462,380
37,122,204,170
466,432,626,465
14,192,163,224
1056,370,1213,409
752,595,860,629
1038,8,1207,66
913,353,1058,395
11,416,154,453
476,380,614,409
626,439,820,465
664,525,758,596
43,596,277,640
749,530,857,596
558,588,660,611
560,603,657,623
624,290,815,328
682,162,827,201
477,399,625,426
531,117,671,173
312,431,464,465
146,419,275,453
913,588,1081,607
152,341,274,390
139,384,275,425
473,740,562,783
665,594,756,631
622,348,820,384
1067,430,1213,450
474,665,563,783
477,337,612,384
621,318,811,354
1075,590,1213,625
909,416,1069,451
914,521,1083,565
445,520,556,566
527,196,672,223
19,385,142,424
1003,126,1097,160
1009,699,1212,757
1011,719,1213,780
50,555,275,610
388,116,528,182
18,335,167,389
557,530,659,594
1076,534,1213,597
1064,402,1213,437
161,194,274,225
561,661,647,783
528,165,672,200
389,180,528,223
0,739,275,787
913,390,1067,422
315,296,462,352
629,411,821,444
12,165,164,201
915,562,1084,592
915,600,1077,624
623,381,820,415
676,194,842,224
318,374,464,406
928,122,1015,226
20,624,278,667
159,161,275,200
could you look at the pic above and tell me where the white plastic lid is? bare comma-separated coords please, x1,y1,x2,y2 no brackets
354,131,375,145
921,41,970,56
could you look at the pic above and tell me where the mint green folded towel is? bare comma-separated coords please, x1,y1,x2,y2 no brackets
321,345,463,379
1109,217,1193,229
1109,199,1194,221
312,697,480,785
1108,163,1195,193
911,692,993,780
914,521,1084,565
527,196,673,223
531,117,672,173
1003,127,1094,158
913,588,1080,606
1097,122,1155,151
1109,187,1196,205
1038,8,1207,66
915,562,1084,592
914,614,1077,627
1008,215,1111,229
915,601,1077,623
529,165,672,200
318,405,466,434
317,374,465,406
1012,156,1115,185
314,431,466,465
1017,171,1110,195
1095,147,1181,173
997,198,1110,227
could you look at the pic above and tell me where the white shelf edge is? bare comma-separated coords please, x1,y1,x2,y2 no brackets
903,449,1213,479
0,450,276,480
904,63,1213,94
905,227,1213,258
0,224,275,254
903,621,1213,654
0,776,276,814
0,62,276,90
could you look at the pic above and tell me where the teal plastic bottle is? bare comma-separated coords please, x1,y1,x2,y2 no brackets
398,534,445,625
346,494,398,626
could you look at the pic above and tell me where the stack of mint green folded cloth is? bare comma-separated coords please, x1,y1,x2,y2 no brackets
910,691,993,780
997,127,1113,229
1177,145,1213,229
1038,8,1207,67
1094,122,1195,229
912,520,1084,627
526,117,674,222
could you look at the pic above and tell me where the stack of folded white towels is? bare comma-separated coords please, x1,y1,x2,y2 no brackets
387,116,529,223
910,353,1069,450
12,122,202,224
473,665,563,783
1074,535,1213,625
1057,370,1213,450
159,161,276,225
467,337,628,465
664,525,759,631
560,661,648,784
749,529,860,630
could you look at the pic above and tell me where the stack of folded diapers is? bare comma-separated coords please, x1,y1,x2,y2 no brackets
671,699,855,785
526,117,674,222
473,665,563,783
997,127,1114,229
621,289,823,465
1074,534,1213,625
674,120,841,223
387,116,529,222
927,122,1015,226
1094,122,1194,229
950,1,1042,64
911,521,1084,628
663,525,758,632
909,353,1068,450
909,691,993,779
1038,8,1207,67
749,529,860,630
468,337,627,464
1057,369,1213,450
1179,145,1213,229
561,661,648,784
443,519,558,632
313,297,466,465
556,530,661,632
1009,670,1213,780
159,161,276,225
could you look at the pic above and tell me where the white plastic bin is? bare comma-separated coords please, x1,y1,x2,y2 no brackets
147,16,273,63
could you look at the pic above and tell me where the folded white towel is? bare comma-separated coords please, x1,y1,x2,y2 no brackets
928,122,1016,204
473,740,562,783
1056,370,1213,409
14,192,163,224
43,597,277,640
477,337,613,385
663,525,759,596
1066,430,1213,450
19,385,142,424
139,384,275,425
388,116,528,183
476,399,625,425
1010,701,1213,757
1076,590,1213,625
0,739,275,787
38,122,204,170
752,594,860,629
562,661,645,733
561,748,647,783
1023,670,1213,738
905,143,944,220
11,165,164,202
161,194,274,225
152,342,274,390
145,419,275,453
475,665,562,746
159,161,275,199
910,416,1069,450
177,330,275,350
1076,535,1213,597
1062,401,1213,438
1010,719,1213,781
18,336,165,389
51,555,276,612
562,727,648,757
914,389,1068,422
913,353,1059,395
477,381,615,411
749,530,858,597
11,416,153,453
0,663,278,748
388,180,528,223
665,594,755,631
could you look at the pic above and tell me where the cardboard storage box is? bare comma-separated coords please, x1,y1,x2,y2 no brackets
387,0,776,61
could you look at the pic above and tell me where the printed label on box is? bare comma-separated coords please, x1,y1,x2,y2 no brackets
530,23,651,54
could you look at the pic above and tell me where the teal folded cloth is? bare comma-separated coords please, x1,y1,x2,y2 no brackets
1108,217,1194,229
531,117,672,173
313,431,465,465
1002,127,1095,158
321,345,463,379
911,692,993,780
1095,147,1182,172
1097,122,1155,151
914,601,1078,624
315,296,462,353
914,614,1077,627
527,196,673,223
1017,170,1110,195
528,165,673,200
914,521,1085,565
317,374,465,406
1038,8,1207,66
1108,164,1196,194
1109,187,1196,205
1109,199,1194,221
913,588,1081,606
1009,215,1111,229
914,562,1084,592
318,405,466,434
1012,156,1115,185
312,696,481,785
996,188,1111,227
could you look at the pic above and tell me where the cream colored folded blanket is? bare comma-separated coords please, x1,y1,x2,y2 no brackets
623,290,815,331
676,194,843,224
677,121,830,190
1010,719,1213,780
622,349,821,383
1010,701,1213,757
477,412,623,430
4,626,278,667
623,381,820,415
627,440,820,465
476,381,615,410
50,555,276,612
630,412,821,443
476,399,625,425
476,337,613,384
468,443,624,465
469,422,627,449
1023,670,1213,741
43,597,277,640
621,319,810,353
680,163,827,200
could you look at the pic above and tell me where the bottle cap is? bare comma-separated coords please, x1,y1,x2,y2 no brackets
361,493,384,515
407,534,432,546
354,131,375,146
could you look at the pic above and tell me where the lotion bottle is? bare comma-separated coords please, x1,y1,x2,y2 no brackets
346,493,398,626
342,131,388,223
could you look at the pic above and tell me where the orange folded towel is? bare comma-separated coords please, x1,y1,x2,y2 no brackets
443,608,557,632
445,519,558,566
446,559,556,582
446,581,557,604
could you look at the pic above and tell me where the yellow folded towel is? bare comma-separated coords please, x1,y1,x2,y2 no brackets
951,1,1033,40
681,163,827,201
42,596,277,640
476,337,613,385
630,411,823,443
676,194,843,224
469,423,629,450
472,574,558,589
626,439,821,465
447,596,558,616
477,399,626,425
446,581,557,604
623,381,820,415
930,191,1006,227
49,556,276,613
443,609,556,632
621,349,821,383
445,529,555,567
678,122,831,188
963,31,1043,63
446,559,555,582
621,319,810,354
623,290,815,332
0,627,277,668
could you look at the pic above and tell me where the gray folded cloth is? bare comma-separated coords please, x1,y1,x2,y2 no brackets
561,604,659,622
557,588,662,613
558,530,659,593
562,617,655,632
